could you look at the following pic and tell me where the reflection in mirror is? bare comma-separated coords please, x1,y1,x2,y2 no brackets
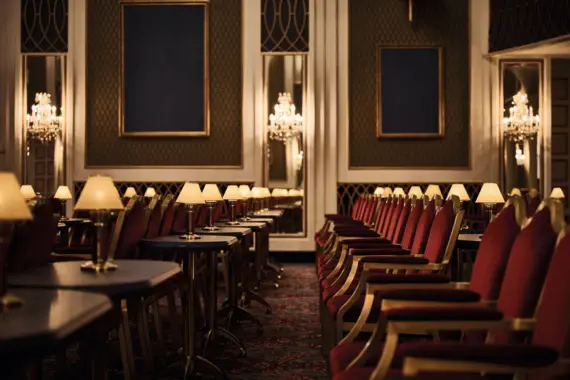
22,55,66,195
264,54,306,236
501,61,542,194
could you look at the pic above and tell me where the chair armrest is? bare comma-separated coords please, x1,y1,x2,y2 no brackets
360,256,428,264
384,306,504,322
341,238,391,245
367,273,450,285
337,231,379,238
350,248,411,256
381,288,479,302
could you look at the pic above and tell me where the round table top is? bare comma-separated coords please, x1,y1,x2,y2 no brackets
60,218,92,226
244,216,274,225
216,221,266,232
458,233,483,243
8,260,181,297
141,234,238,250
196,226,252,238
0,288,111,354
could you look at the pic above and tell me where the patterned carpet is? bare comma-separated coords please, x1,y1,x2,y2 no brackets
216,263,328,380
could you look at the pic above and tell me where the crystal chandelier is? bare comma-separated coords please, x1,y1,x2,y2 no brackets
268,92,303,142
502,90,539,142
26,93,63,143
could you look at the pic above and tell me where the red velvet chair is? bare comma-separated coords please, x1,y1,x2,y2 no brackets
159,196,175,236
331,199,564,380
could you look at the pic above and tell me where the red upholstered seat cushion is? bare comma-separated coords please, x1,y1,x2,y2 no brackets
399,342,559,368
333,368,482,380
329,341,381,376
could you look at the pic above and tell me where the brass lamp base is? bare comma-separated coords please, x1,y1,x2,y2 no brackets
202,225,220,231
179,233,201,240
0,293,24,310
225,220,240,225
240,217,252,221
80,260,118,272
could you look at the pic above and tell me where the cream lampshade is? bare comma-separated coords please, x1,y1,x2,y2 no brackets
223,185,242,201
54,185,73,220
383,187,393,198
54,186,72,200
144,187,156,198
510,188,522,197
176,182,204,239
75,176,124,211
550,187,565,199
447,184,470,202
272,188,285,197
0,173,33,221
75,175,123,272
393,187,405,197
202,184,222,202
20,185,36,200
408,186,423,199
424,184,443,199
0,172,33,307
476,183,505,223
123,187,137,198
202,184,222,231
239,185,252,199
176,182,205,205
261,187,271,197
251,187,264,198
373,187,384,197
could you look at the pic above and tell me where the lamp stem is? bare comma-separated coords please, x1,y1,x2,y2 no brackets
82,211,117,272
485,203,495,224
60,200,67,219
188,204,195,236
242,199,251,221
203,201,220,231
226,200,240,225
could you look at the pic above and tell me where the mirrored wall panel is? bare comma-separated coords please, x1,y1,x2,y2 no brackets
263,54,306,236
22,55,66,195
500,60,542,194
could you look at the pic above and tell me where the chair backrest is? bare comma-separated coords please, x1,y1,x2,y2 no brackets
527,190,542,217
111,199,146,259
356,196,370,220
373,198,388,233
392,198,412,245
352,196,364,219
363,197,378,224
172,203,186,233
531,228,570,359
399,198,423,249
144,196,163,239
380,198,397,237
421,196,463,265
386,197,405,241
493,201,564,343
469,199,525,300
8,203,58,273
409,199,436,255
160,196,175,236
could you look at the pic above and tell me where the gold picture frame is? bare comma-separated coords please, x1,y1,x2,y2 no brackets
376,46,445,139
119,0,209,137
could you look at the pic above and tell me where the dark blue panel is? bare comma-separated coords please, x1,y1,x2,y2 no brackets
380,48,441,135
123,4,206,133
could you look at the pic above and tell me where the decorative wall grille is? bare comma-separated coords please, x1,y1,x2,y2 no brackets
261,0,309,53
21,0,68,53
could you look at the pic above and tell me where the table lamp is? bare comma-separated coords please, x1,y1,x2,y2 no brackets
0,172,33,308
202,184,222,231
408,186,423,200
54,185,72,219
382,187,393,198
373,186,384,198
447,184,470,202
393,187,405,199
20,184,36,204
476,182,505,223
550,187,565,200
74,175,124,272
239,185,253,220
123,187,137,198
224,185,242,225
251,187,263,213
425,184,443,199
510,188,522,197
176,182,205,239
261,187,271,210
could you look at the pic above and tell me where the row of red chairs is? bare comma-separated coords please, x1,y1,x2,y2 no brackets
314,193,570,379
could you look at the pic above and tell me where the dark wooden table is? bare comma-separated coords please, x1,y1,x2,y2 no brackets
454,233,483,281
8,260,182,379
0,288,111,377
140,235,240,380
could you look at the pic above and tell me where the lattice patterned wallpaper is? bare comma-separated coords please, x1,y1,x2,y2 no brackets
85,0,242,167
349,0,469,168
337,183,486,227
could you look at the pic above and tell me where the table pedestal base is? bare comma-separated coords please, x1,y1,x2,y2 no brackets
184,354,229,380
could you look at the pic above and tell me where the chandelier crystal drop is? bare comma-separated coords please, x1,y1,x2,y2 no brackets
515,144,526,166
26,93,63,143
268,92,303,142
502,90,539,142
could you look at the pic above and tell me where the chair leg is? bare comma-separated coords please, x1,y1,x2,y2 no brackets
151,301,167,355
134,300,154,374
118,300,135,380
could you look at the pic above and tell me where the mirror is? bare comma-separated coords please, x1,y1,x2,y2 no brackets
500,60,543,194
22,54,66,195
263,54,306,236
